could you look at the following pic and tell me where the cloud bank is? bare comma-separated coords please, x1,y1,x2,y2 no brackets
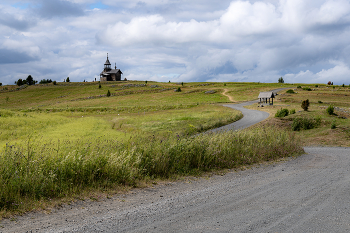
1,0,350,85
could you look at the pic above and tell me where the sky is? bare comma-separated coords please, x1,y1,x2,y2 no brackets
0,0,350,85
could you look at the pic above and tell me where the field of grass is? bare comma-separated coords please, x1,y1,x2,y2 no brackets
0,81,303,216
247,84,350,147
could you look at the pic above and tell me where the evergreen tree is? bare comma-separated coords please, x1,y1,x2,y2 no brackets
26,75,34,85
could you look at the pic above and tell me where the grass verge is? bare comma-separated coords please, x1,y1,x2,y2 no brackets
0,126,303,216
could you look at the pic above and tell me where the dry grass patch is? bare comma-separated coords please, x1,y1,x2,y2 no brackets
249,88,350,147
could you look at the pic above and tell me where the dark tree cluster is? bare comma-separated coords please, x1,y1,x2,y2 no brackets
327,81,333,85
39,79,53,84
15,75,37,86
278,77,284,83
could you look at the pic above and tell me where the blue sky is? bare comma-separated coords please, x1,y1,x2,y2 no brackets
1,0,350,85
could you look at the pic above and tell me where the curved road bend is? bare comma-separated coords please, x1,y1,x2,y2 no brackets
210,88,288,132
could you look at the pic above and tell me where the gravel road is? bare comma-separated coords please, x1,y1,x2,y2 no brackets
209,100,269,132
2,147,350,232
210,88,287,132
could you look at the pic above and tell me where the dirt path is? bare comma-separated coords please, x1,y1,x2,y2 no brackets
222,89,235,102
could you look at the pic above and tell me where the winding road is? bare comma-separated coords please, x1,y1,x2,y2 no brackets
211,88,287,132
2,89,350,233
210,100,268,132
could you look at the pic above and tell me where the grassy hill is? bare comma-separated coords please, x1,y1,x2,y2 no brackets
0,81,291,147
5,80,346,216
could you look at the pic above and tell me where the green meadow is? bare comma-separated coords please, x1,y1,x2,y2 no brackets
0,81,303,215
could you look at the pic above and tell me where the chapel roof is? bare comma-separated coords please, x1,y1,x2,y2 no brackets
104,53,111,65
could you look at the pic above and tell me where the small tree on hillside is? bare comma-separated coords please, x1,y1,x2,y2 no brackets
0,83,2,86
278,77,284,83
66,77,70,82
107,90,111,97
15,79,24,86
301,99,310,111
26,75,34,85
327,81,332,85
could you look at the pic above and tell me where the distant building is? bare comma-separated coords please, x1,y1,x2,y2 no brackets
100,53,123,81
258,91,275,105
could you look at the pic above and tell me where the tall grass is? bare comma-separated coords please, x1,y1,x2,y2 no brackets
0,127,303,211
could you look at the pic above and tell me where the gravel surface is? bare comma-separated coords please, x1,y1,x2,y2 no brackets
210,100,268,132
2,147,350,232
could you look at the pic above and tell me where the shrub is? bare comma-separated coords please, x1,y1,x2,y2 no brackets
342,84,345,87
301,99,310,111
145,80,147,84
275,108,289,118
327,81,332,85
290,109,296,114
326,105,334,115
302,87,311,91
0,83,2,86
286,89,295,94
318,100,323,103
99,83,101,89
182,82,184,86
297,85,302,88
278,77,284,83
331,120,336,129
292,117,321,131
53,81,57,85
176,87,181,92
315,85,318,88
107,90,111,97
66,77,70,82
224,83,226,86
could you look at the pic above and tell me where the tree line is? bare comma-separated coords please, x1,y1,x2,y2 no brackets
15,75,59,86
